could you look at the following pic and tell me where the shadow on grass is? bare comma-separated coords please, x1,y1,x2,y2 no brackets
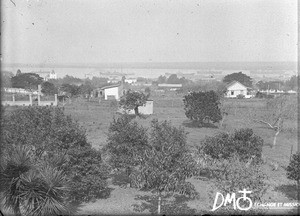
182,120,218,129
132,193,196,215
274,184,299,200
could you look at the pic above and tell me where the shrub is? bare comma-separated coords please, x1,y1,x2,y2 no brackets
286,152,300,183
0,145,70,215
236,94,245,99
131,119,197,214
208,156,268,215
200,128,263,163
1,106,109,202
104,115,149,183
183,90,222,125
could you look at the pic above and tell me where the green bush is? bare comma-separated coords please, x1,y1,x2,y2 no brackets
208,155,268,215
236,94,245,99
183,90,222,125
200,128,263,163
104,115,149,181
1,106,109,202
286,152,300,183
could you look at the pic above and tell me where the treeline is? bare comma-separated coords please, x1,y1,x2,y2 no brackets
256,76,298,91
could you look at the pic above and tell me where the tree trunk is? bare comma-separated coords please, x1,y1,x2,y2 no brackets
134,106,139,116
157,193,161,215
126,167,132,187
272,130,280,148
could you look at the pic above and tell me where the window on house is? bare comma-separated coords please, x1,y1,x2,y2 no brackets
231,91,234,95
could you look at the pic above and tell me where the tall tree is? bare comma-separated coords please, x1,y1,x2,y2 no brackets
223,72,253,87
104,115,149,185
1,71,14,87
131,120,197,214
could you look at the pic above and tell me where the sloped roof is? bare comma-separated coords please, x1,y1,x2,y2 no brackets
226,80,249,89
100,84,121,90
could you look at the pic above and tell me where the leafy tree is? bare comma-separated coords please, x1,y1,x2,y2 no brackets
119,90,149,115
183,90,222,126
167,74,181,84
104,115,149,185
286,152,300,184
16,69,22,76
223,72,252,87
79,83,93,97
0,145,70,215
11,73,44,90
1,71,14,87
1,106,110,202
41,81,58,95
209,155,268,214
157,75,167,84
145,87,151,95
60,83,80,97
284,75,298,91
200,128,263,164
131,120,197,214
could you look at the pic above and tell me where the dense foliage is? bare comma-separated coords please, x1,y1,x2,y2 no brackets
11,73,44,90
208,155,268,215
41,81,58,95
223,72,252,87
200,128,263,163
104,115,149,180
1,106,109,203
286,152,300,183
119,90,149,115
183,90,222,125
131,119,197,214
0,145,70,215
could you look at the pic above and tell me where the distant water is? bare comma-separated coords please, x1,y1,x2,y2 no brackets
2,62,297,79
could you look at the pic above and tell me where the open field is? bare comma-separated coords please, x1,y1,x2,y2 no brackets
53,92,298,215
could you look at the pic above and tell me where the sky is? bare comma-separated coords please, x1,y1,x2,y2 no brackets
1,0,298,64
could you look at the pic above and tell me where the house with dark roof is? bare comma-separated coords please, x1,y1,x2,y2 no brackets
225,81,253,98
96,83,125,100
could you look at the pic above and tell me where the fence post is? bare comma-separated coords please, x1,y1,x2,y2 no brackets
38,84,41,106
12,94,15,103
54,94,58,106
29,94,32,106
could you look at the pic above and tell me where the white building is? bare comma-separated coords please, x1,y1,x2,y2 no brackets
125,78,137,84
225,81,253,98
30,70,57,81
98,84,124,100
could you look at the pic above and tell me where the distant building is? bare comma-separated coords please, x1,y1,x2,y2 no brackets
30,70,57,81
96,84,125,100
125,78,137,84
158,83,182,88
225,81,253,98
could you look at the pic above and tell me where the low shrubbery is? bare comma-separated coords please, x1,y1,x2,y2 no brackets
286,152,300,184
1,106,110,207
200,128,264,164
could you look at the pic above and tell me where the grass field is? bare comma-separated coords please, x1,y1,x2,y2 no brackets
58,92,298,215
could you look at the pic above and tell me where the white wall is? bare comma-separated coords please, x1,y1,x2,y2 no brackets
226,82,248,98
104,87,119,100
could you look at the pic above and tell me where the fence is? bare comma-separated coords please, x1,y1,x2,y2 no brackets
2,94,58,106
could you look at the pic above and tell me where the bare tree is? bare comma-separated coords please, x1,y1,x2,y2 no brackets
252,95,296,147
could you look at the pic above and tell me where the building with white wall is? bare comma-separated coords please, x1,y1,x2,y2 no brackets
98,84,124,100
225,81,253,98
